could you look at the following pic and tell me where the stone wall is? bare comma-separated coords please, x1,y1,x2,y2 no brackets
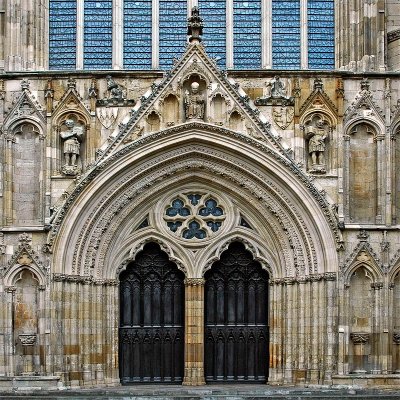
0,66,400,387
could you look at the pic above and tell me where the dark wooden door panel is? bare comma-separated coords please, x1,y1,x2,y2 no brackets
119,243,184,384
205,242,269,383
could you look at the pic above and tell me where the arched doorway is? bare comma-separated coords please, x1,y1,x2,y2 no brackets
119,242,185,383
204,242,269,382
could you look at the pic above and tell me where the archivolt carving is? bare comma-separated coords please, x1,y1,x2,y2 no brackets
47,125,339,256
65,150,320,278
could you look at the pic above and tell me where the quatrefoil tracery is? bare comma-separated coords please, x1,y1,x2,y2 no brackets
164,194,225,240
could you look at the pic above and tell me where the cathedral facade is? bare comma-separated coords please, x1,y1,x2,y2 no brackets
1,1,400,390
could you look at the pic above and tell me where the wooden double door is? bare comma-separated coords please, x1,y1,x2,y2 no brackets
119,242,269,384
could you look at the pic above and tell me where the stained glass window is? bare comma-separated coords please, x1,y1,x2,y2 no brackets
233,0,261,69
159,0,187,69
49,0,77,70
308,0,335,69
164,194,225,238
84,1,112,69
124,0,152,69
272,0,301,69
198,0,226,68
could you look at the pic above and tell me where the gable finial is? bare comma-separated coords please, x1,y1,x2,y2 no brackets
187,6,203,43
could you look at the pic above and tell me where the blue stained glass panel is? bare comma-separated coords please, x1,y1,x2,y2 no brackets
308,0,335,69
124,0,152,69
159,0,187,69
233,0,261,69
198,0,226,68
84,1,112,69
272,0,301,69
49,0,77,70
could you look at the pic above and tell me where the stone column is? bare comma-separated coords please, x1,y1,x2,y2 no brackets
324,273,337,382
392,332,400,373
350,332,370,374
182,278,205,386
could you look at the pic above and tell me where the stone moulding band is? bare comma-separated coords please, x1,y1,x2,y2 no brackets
52,273,118,285
269,272,336,285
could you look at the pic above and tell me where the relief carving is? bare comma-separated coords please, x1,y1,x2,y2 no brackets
97,76,136,107
273,106,294,130
254,76,294,106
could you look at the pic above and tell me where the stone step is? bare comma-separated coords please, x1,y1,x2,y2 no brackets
2,387,400,400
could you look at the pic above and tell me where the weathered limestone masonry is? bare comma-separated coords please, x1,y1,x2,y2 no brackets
0,60,400,388
0,1,400,388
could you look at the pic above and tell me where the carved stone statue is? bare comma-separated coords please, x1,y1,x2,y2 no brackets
106,75,124,101
184,82,205,120
267,76,288,99
254,76,294,106
60,119,84,175
307,119,327,171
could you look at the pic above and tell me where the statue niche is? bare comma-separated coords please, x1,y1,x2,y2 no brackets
184,81,205,121
304,115,330,173
59,117,85,176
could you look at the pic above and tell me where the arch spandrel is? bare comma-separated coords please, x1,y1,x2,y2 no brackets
49,125,339,280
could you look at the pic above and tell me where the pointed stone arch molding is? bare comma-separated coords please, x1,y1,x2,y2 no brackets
48,124,339,279
2,82,46,133
113,231,192,278
343,83,385,129
389,249,400,282
342,241,383,284
2,235,48,287
199,231,277,278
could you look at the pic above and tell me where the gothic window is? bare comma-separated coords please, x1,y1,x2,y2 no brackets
272,0,301,69
83,1,112,69
159,0,187,69
198,0,226,68
123,0,152,69
348,124,377,224
307,0,335,70
233,0,261,69
164,194,225,239
12,124,42,226
49,0,77,70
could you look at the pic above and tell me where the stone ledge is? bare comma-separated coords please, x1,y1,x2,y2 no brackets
332,374,400,388
0,376,60,391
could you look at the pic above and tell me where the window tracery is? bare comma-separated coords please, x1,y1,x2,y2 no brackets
164,194,225,239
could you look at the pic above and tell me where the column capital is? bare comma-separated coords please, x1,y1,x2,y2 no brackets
184,278,205,286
